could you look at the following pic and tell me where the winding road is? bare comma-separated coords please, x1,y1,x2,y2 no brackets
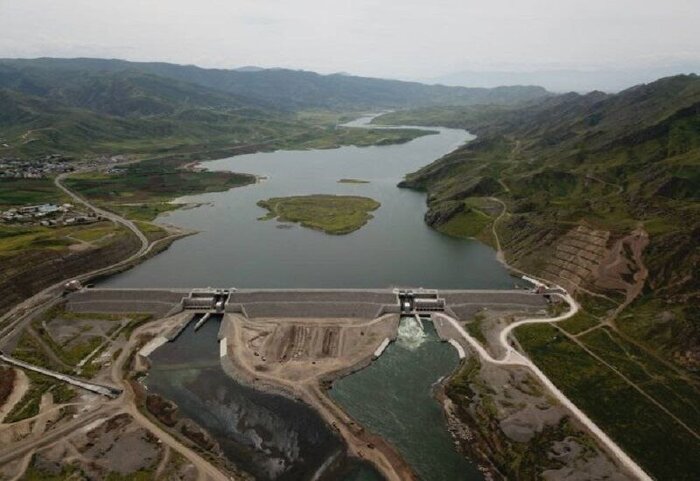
435,294,652,481
54,172,149,254
440,193,654,480
0,172,176,346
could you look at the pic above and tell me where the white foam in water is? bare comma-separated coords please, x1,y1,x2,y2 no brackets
397,317,427,350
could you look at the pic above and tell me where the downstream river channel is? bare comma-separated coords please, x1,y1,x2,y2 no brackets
127,117,518,481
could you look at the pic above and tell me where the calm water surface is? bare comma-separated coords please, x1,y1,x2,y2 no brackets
103,117,516,289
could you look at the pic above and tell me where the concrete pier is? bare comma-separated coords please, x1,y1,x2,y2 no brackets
194,312,212,331
447,339,466,359
373,338,392,359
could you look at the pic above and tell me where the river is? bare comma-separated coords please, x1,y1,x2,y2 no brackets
331,317,482,480
132,116,517,481
147,317,382,481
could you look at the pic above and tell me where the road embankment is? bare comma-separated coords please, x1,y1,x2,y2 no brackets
0,232,141,319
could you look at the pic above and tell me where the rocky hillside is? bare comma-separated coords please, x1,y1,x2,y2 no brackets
396,74,700,368
0,227,141,317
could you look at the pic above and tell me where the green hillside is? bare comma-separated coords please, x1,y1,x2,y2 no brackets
382,74,700,479
0,58,550,111
0,58,549,159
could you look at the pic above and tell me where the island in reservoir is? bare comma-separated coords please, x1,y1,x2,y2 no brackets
257,194,381,235
337,178,371,184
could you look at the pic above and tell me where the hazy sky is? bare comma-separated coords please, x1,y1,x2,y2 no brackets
1,0,699,79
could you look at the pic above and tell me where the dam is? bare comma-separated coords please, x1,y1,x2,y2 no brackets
57,286,550,481
64,286,547,323
40,118,553,481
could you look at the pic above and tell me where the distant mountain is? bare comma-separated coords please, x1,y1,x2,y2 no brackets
0,57,552,157
0,58,551,111
233,66,267,72
429,64,700,93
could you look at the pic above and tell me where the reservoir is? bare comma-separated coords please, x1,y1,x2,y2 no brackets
133,117,511,480
103,117,517,289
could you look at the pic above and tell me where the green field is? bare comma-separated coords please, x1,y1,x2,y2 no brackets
436,206,493,239
515,323,700,480
257,194,381,235
0,178,67,207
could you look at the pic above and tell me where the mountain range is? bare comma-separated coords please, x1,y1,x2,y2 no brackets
0,57,549,158
427,64,700,93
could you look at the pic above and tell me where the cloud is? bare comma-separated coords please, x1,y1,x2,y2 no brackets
0,0,698,78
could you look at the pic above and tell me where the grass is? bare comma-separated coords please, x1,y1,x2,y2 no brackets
615,296,698,364
21,462,83,481
515,323,700,480
578,326,700,432
557,310,601,335
464,313,487,345
0,366,16,406
436,206,492,239
4,372,75,423
11,330,61,371
69,223,117,243
12,304,149,382
134,221,170,242
0,178,67,207
257,194,381,235
372,105,510,130
0,225,75,252
446,356,597,478
65,158,256,204
275,126,436,150
107,202,181,222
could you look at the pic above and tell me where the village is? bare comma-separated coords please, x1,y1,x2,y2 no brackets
0,154,75,179
0,202,101,227
1,153,130,179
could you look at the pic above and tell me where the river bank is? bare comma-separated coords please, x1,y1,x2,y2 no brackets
216,314,416,481
142,316,387,481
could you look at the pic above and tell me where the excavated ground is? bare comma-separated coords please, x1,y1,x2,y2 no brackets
229,314,398,383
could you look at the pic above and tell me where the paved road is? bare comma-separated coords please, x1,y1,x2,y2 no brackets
482,194,654,480
54,172,149,254
0,172,173,346
436,292,653,481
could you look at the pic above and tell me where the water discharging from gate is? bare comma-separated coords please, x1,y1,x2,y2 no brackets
330,317,483,481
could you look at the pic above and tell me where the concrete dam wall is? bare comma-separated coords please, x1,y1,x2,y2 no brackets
64,287,547,321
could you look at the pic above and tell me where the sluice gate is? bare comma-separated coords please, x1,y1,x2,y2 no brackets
396,288,446,314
